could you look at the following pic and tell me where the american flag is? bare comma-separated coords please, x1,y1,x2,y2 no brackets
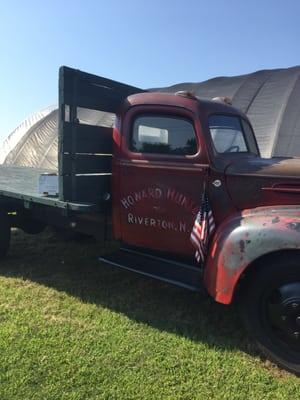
190,190,215,264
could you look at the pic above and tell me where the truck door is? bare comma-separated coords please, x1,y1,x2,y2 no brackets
118,107,208,257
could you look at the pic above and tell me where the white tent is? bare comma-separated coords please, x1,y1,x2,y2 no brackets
1,65,300,169
158,66,300,158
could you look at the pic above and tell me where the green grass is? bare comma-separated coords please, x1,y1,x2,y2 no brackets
0,229,299,399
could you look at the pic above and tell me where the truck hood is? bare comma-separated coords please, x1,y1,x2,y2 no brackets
225,157,300,210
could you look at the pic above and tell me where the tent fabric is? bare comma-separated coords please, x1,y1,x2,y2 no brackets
1,108,115,170
158,66,300,158
0,106,56,164
1,65,299,169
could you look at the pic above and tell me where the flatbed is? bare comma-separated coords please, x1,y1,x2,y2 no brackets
0,66,141,214
0,165,96,212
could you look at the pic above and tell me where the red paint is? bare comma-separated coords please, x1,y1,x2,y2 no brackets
111,92,300,303
114,96,210,256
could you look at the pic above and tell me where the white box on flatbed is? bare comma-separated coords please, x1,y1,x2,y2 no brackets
38,173,58,197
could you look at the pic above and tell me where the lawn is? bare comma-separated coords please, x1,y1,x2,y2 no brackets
0,228,299,399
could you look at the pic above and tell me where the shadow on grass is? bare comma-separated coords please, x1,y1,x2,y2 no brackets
0,229,260,359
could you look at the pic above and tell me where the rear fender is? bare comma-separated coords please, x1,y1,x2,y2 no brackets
204,206,300,304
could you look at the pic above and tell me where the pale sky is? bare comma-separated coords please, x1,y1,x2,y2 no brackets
0,0,299,142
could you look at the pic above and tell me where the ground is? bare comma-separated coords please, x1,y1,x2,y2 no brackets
0,229,299,399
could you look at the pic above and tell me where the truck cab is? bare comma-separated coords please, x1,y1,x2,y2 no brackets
112,91,259,256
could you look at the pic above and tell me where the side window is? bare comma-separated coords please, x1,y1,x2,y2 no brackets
131,115,197,156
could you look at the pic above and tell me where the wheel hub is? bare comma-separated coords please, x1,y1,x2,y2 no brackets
266,282,300,351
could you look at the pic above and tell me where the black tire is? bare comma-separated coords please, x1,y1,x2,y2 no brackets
0,210,11,259
241,254,300,376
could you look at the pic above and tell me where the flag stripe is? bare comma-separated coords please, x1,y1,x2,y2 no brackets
190,188,215,264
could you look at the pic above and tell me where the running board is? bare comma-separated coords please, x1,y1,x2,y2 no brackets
99,247,204,292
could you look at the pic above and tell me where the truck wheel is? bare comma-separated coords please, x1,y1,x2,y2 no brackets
241,255,300,376
0,210,11,259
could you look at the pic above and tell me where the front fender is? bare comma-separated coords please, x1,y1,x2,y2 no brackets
204,206,300,304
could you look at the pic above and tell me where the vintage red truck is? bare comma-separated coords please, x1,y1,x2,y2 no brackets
0,67,299,375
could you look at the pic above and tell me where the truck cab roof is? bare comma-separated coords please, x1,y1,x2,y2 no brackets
125,91,246,119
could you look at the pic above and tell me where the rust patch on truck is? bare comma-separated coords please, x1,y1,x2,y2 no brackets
272,216,280,224
239,240,245,253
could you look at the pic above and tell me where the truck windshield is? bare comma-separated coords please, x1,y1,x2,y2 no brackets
209,115,258,155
